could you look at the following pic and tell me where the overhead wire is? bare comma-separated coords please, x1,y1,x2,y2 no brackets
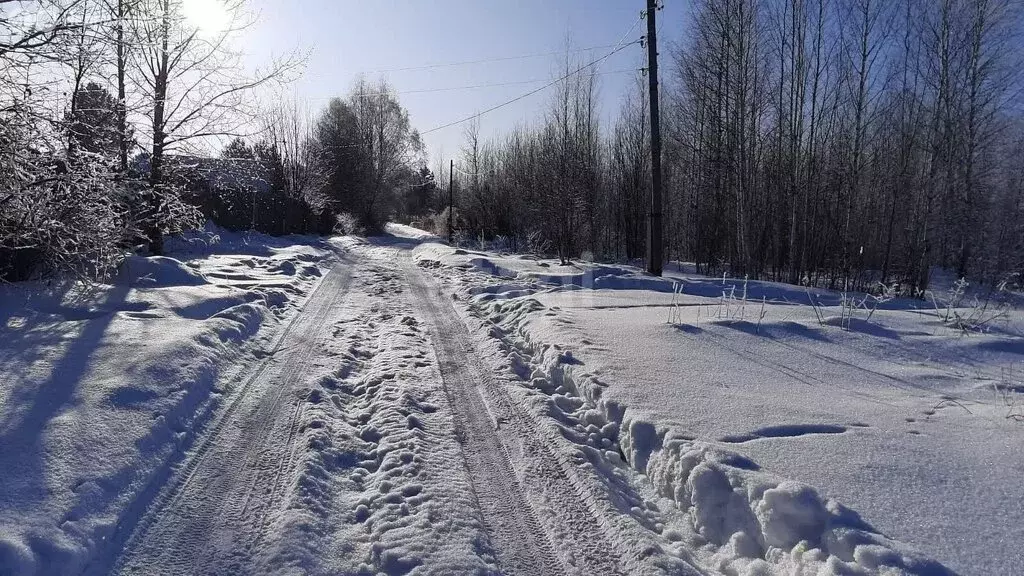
420,14,646,136
363,43,622,74
302,68,639,101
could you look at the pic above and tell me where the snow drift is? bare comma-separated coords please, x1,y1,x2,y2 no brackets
115,255,209,287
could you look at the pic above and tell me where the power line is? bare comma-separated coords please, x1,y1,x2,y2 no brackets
363,43,622,74
303,69,639,101
293,69,643,153
397,69,636,95
594,9,645,75
420,17,645,136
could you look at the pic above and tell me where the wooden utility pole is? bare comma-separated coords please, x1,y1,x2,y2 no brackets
251,183,258,231
448,158,454,244
646,0,663,276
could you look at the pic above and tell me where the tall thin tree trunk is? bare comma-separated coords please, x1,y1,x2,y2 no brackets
147,0,172,255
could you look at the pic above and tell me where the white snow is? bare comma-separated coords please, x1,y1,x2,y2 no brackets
115,255,210,287
384,222,440,241
0,225,330,574
3,220,1019,575
414,238,1023,575
252,250,496,574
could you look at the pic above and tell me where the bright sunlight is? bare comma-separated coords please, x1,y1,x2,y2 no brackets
181,0,231,35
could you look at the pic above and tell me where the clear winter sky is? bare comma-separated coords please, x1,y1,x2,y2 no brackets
226,0,690,167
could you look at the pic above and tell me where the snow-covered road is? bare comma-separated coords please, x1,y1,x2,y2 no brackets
97,246,575,576
72,234,696,575
103,259,355,575
404,262,565,575
4,225,985,575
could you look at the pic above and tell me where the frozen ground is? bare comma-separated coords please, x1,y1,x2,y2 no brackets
2,221,1017,575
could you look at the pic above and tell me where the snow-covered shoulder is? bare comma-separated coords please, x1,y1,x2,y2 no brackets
0,225,331,575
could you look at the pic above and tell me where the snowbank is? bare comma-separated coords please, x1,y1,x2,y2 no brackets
164,221,327,257
0,229,331,575
469,296,947,575
116,255,208,287
383,222,438,241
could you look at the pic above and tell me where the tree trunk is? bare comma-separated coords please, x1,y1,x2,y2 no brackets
146,0,172,255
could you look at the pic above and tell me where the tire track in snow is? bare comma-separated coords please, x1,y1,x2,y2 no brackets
260,259,503,574
96,258,354,576
405,261,624,576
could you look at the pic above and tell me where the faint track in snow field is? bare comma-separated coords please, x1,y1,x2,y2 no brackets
85,256,354,576
404,260,624,576
675,325,942,410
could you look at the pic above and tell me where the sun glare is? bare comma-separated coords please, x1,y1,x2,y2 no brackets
182,0,231,35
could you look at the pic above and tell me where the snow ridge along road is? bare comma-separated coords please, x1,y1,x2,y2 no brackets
97,257,354,576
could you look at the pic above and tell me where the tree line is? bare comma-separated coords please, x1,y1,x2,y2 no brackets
189,80,428,239
4,0,1022,295
0,0,433,281
442,0,1024,294
0,0,302,280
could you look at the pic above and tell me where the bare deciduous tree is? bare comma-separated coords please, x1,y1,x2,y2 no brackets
131,0,300,253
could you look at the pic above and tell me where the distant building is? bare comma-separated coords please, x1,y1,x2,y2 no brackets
133,153,275,231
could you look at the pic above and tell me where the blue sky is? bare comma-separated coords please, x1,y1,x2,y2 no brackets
240,0,688,166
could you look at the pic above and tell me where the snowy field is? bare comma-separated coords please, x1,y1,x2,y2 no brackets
0,226,330,574
1,221,1020,575
411,228,1023,576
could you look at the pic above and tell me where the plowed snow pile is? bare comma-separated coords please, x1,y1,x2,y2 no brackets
0,225,329,574
413,236,1024,575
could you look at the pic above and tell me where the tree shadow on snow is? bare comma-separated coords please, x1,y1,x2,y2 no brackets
0,281,131,514
673,323,704,335
363,232,431,251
